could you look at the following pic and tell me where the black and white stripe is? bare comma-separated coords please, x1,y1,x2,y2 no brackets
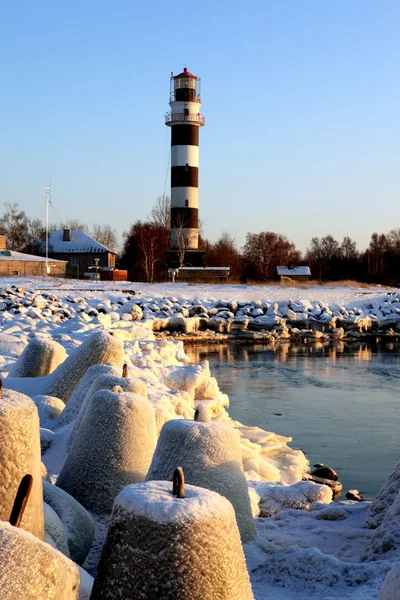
166,69,204,253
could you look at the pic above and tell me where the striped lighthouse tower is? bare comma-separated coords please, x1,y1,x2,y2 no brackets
165,67,205,268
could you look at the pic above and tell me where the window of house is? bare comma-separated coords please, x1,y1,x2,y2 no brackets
185,199,189,207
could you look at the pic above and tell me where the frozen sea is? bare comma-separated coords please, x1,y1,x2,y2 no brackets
188,342,400,499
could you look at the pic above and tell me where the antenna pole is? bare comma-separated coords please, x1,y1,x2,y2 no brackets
43,183,51,276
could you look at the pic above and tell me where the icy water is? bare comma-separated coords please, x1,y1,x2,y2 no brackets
187,342,400,500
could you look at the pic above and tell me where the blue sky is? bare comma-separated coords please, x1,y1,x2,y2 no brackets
0,0,399,252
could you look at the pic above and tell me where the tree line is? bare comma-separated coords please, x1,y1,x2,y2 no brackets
2,199,399,284
119,196,400,284
0,202,118,253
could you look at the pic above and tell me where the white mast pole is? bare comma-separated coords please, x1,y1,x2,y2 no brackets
44,183,51,275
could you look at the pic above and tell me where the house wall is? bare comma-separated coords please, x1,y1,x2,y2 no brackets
49,252,116,278
0,260,67,277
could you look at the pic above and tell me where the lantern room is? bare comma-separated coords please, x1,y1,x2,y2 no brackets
170,67,201,102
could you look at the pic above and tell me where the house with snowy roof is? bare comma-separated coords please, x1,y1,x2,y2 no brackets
276,265,311,282
0,235,67,277
41,229,117,278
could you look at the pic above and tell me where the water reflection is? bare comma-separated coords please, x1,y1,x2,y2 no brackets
186,342,400,499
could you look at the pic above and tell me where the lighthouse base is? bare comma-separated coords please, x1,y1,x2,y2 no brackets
166,250,205,269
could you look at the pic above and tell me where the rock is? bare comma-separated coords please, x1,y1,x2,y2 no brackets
302,473,342,496
311,466,338,481
189,305,208,317
314,463,325,468
346,489,364,502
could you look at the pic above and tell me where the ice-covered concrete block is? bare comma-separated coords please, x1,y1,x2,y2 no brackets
56,364,116,428
8,336,67,378
57,390,157,514
43,480,95,565
6,330,124,403
90,481,254,600
0,521,79,599
146,420,256,542
379,562,400,599
67,372,148,450
0,389,44,539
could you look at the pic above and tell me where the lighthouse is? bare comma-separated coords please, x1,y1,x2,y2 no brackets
165,67,205,268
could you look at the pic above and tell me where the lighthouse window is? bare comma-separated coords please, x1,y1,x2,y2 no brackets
185,200,189,207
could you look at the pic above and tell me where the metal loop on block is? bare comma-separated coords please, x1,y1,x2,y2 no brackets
172,467,185,499
9,474,33,528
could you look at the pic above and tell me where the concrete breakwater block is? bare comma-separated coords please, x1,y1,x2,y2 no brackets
0,521,79,599
6,330,124,403
146,419,256,542
0,388,44,539
67,372,148,450
57,390,157,514
90,480,254,600
8,336,67,378
43,480,95,565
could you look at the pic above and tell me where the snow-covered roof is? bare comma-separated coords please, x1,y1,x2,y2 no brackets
276,266,311,276
0,250,66,263
42,230,117,255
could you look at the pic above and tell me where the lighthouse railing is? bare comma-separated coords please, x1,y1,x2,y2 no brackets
165,113,205,125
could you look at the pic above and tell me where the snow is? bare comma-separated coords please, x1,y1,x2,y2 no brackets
146,419,256,542
0,521,80,599
57,390,157,513
0,388,44,539
0,277,399,598
91,481,254,600
42,229,116,254
277,266,311,276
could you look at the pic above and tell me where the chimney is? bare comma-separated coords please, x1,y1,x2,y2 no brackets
0,236,6,250
63,228,72,242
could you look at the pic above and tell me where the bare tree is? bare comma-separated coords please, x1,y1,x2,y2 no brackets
92,224,118,250
0,202,31,251
121,221,165,282
150,195,170,229
173,212,190,268
307,235,341,280
58,220,89,233
243,231,300,281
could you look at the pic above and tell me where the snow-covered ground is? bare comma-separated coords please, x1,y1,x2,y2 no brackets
0,277,399,599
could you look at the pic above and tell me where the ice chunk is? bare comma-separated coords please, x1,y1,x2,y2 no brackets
250,480,332,517
91,481,254,600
